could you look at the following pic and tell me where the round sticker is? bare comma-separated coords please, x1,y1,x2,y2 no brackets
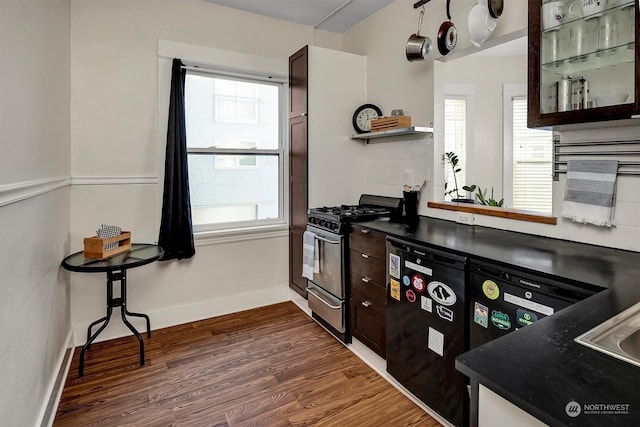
406,289,417,303
427,281,457,306
411,274,426,292
402,275,411,286
482,280,500,300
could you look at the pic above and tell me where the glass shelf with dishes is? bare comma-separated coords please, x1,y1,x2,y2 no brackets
537,0,636,118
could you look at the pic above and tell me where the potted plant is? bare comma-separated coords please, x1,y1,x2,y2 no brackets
474,187,504,207
444,152,475,203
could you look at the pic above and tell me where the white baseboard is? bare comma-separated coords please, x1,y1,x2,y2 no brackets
37,327,74,427
72,286,291,346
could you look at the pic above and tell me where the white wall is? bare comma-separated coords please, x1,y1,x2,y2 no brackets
0,0,72,425
345,0,640,252
308,46,366,207
69,0,344,343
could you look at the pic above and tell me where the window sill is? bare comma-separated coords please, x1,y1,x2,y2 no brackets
427,201,557,225
194,223,288,246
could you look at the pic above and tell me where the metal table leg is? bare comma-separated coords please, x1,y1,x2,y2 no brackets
78,268,150,377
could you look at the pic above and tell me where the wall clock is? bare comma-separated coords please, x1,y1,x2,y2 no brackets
352,104,383,133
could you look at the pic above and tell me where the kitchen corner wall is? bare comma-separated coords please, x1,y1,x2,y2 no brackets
69,0,343,343
346,0,640,253
0,0,72,426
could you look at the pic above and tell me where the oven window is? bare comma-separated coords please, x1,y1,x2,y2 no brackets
184,71,285,232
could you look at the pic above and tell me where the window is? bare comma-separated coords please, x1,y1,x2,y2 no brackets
184,71,284,230
444,84,475,200
503,84,553,214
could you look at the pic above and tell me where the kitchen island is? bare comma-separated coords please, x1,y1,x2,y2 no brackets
357,216,640,427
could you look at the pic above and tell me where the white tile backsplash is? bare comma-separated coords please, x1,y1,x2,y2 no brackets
364,136,433,199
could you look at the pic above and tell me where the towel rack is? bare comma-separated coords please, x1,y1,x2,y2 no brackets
553,136,640,180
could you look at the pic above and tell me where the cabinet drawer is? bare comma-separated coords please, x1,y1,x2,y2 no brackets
349,249,385,287
350,227,385,259
349,273,386,309
349,297,386,358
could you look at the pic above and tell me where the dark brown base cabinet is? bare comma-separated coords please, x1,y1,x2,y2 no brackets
349,225,387,358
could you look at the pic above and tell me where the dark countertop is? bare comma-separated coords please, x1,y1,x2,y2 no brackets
356,216,640,427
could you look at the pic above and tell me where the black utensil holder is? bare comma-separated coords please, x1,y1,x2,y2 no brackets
403,191,419,225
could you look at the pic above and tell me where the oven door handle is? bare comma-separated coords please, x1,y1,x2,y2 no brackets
306,287,342,309
313,234,341,245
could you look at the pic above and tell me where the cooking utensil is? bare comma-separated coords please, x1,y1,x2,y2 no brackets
437,0,457,56
488,0,504,18
468,1,497,47
406,6,432,61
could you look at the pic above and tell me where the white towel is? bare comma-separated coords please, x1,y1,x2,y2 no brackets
302,231,320,279
561,160,618,227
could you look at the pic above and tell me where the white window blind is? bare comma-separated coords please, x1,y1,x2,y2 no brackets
511,97,552,214
444,97,468,199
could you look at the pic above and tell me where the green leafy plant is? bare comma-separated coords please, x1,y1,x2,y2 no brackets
474,187,504,207
444,152,475,200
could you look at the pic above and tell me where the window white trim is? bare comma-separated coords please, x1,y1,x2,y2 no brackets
184,68,286,234
194,223,288,246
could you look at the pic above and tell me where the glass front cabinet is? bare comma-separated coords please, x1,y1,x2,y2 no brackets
528,0,640,127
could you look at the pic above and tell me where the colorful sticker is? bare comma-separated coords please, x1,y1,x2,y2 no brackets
412,274,426,293
421,296,433,313
490,310,511,330
474,302,489,328
389,253,400,279
482,280,500,300
402,275,411,286
436,305,454,322
406,289,417,303
517,308,539,327
390,278,401,301
427,281,457,306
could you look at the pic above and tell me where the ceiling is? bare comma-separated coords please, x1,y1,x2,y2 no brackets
203,0,395,33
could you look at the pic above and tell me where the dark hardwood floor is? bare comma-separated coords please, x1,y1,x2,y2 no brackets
54,302,441,426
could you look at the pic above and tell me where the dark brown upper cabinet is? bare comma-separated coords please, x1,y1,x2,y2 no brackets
528,0,640,128
289,46,308,120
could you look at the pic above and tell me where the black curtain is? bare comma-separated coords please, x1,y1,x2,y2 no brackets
158,58,195,260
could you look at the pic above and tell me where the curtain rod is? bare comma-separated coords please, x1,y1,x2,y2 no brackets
181,63,287,84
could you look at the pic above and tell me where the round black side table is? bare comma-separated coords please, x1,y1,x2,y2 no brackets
61,244,164,377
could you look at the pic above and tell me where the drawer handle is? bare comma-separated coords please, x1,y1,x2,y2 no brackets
361,253,369,259
361,229,370,234
361,277,371,283
361,301,372,308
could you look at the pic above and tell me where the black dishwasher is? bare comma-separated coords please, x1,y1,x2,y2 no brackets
469,259,598,349
386,237,468,427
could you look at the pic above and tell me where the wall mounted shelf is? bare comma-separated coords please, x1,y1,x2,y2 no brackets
350,126,433,142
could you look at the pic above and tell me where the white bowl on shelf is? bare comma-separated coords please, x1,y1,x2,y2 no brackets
595,94,629,107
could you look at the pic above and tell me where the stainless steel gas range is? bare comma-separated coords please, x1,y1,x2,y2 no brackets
304,194,403,343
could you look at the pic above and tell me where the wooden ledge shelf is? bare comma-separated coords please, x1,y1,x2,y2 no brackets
427,201,558,225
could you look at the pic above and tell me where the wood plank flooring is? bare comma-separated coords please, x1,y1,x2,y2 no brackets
54,302,441,427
